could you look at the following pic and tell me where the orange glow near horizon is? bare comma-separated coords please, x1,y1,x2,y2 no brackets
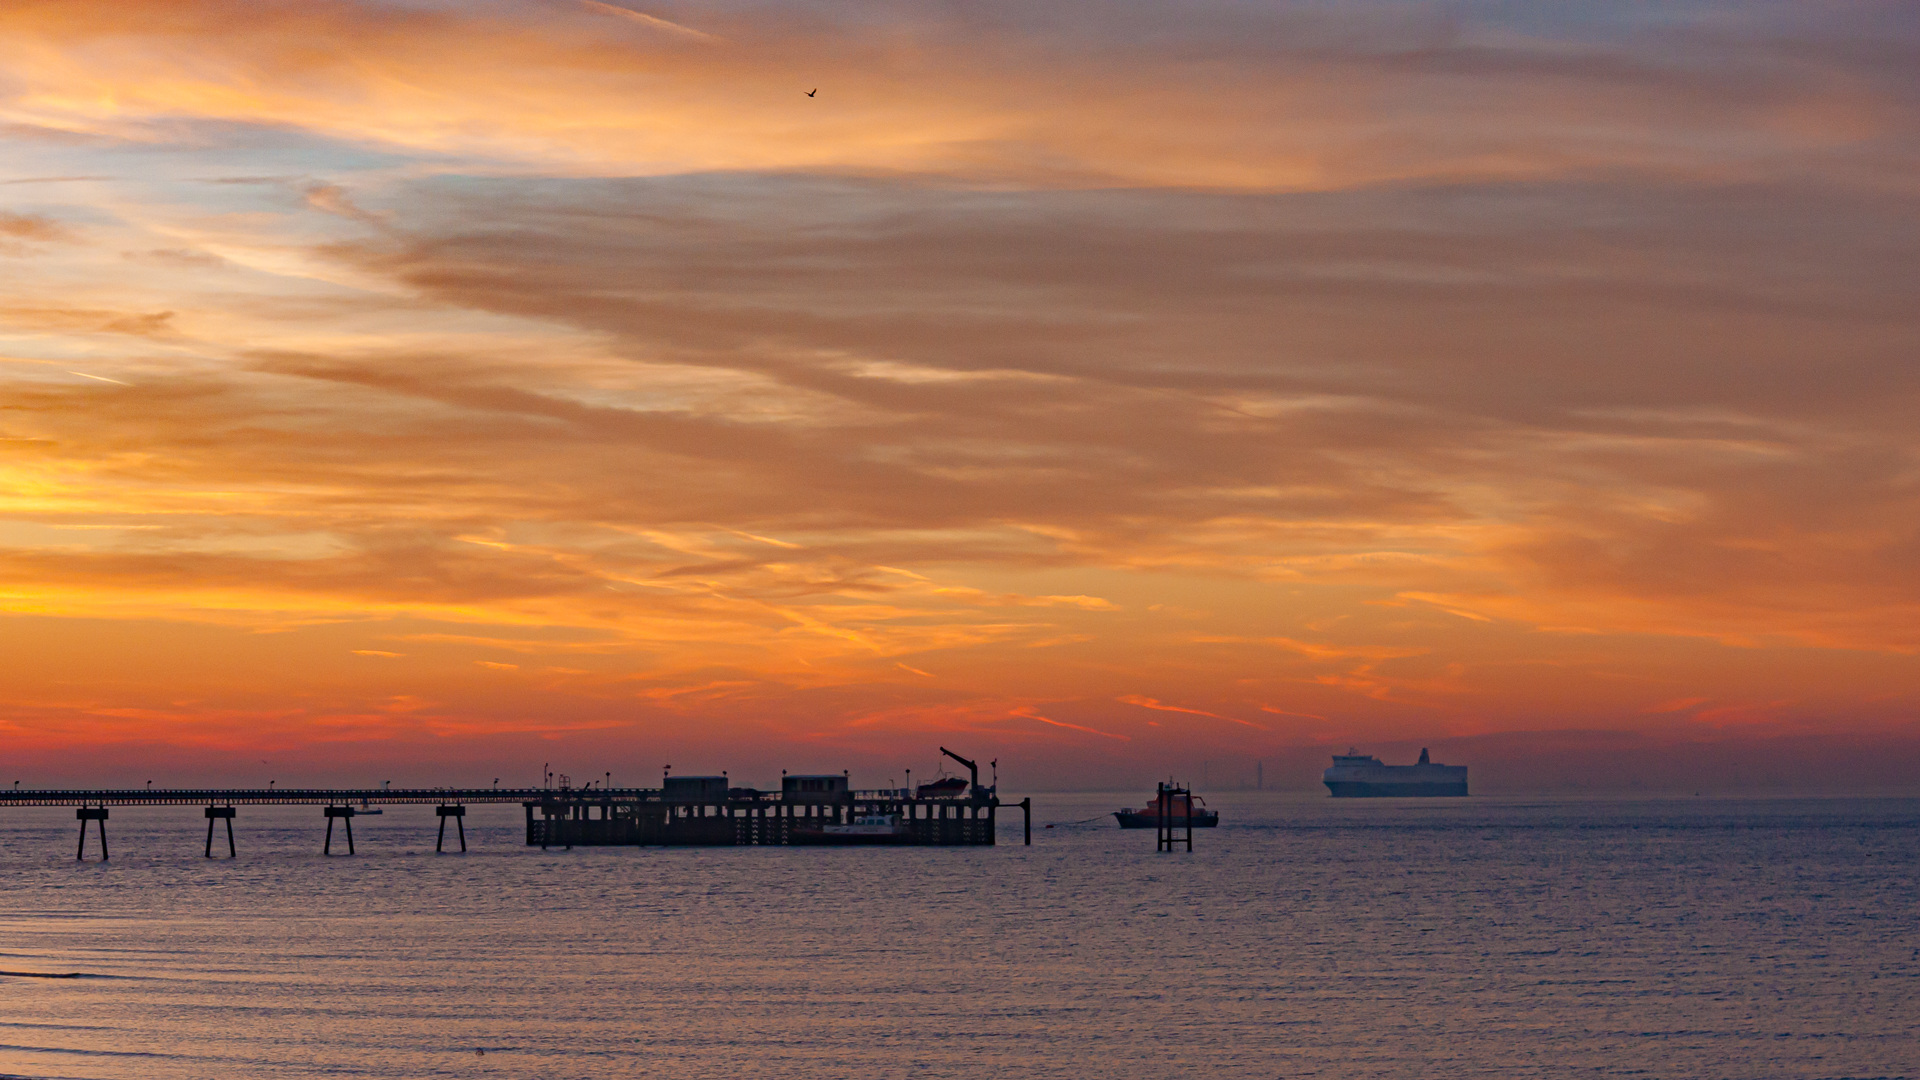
1,1,1916,790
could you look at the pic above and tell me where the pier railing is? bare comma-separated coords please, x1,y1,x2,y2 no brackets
0,787,644,807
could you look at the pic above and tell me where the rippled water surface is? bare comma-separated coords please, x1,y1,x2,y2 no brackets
1,794,1915,1079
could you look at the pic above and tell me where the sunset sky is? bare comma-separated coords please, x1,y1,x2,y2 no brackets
1,0,1916,791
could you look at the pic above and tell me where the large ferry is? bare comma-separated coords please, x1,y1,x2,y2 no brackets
1323,748,1468,797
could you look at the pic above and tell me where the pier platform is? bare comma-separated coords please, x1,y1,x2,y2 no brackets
524,786,1003,847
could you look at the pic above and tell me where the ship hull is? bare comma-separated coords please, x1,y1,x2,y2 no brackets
1113,811,1219,829
1324,781,1467,798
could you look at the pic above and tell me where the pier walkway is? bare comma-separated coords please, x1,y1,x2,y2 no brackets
0,787,609,808
1,778,1031,857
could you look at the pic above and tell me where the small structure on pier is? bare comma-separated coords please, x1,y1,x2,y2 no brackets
782,774,847,801
664,775,729,802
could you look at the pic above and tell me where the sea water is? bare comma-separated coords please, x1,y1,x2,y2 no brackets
0,794,1914,1079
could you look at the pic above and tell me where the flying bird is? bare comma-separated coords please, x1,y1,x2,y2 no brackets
806,88,817,97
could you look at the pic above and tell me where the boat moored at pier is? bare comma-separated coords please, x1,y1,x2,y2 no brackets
791,811,914,845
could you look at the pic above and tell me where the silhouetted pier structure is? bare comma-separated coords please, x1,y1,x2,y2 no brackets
204,805,236,858
3,787,587,860
1,749,1031,858
75,807,108,860
525,777,1017,849
1156,781,1194,852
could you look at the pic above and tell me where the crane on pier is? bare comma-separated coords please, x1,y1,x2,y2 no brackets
939,746,995,800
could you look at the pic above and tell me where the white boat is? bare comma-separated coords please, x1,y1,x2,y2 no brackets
793,811,912,845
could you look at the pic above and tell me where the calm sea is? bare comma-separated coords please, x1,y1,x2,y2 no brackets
0,793,1914,1079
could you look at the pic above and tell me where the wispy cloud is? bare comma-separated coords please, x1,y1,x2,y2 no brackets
577,1,716,42
1117,694,1266,730
1010,707,1130,742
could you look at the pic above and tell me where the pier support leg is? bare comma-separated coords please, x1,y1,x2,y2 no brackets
1154,783,1193,852
436,804,466,853
324,806,356,855
76,807,108,861
1022,797,1031,846
205,806,236,857
1156,782,1166,852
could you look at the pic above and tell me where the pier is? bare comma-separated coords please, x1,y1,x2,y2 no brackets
524,777,1009,849
0,749,1031,857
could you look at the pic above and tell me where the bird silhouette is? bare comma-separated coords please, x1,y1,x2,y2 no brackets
805,88,817,97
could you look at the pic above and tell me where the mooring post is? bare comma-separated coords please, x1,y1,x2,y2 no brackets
1154,782,1192,852
1022,797,1032,845
76,806,109,861
1155,782,1168,852
1184,787,1193,852
204,805,237,858
324,805,356,855
436,804,466,853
